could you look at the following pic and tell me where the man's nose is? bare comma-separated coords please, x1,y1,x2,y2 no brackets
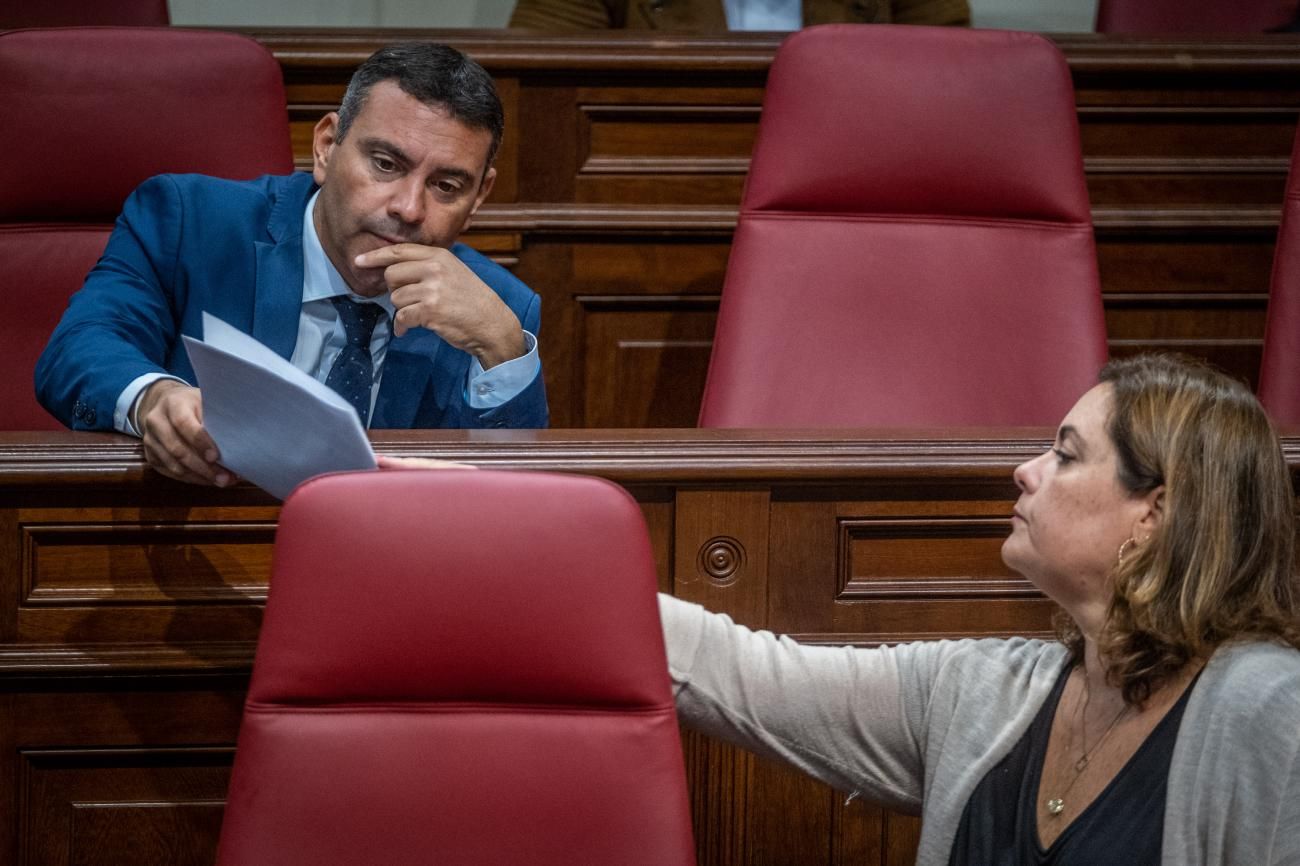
387,178,426,224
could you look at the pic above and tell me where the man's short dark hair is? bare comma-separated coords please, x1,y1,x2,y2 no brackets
336,42,504,171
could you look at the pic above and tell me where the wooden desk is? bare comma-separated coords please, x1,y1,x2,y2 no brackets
1,430,1295,865
232,29,1300,426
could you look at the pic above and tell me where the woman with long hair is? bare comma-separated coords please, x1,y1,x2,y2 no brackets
660,354,1300,864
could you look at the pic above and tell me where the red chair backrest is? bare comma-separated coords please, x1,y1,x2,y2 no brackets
1258,129,1300,425
698,25,1107,428
1096,0,1297,33
216,470,696,866
0,27,292,429
0,0,169,27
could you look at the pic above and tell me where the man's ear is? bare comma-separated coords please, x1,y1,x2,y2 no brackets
460,166,497,233
1134,485,1165,540
311,112,341,186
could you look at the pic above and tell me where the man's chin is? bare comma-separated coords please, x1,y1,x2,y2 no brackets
347,280,389,298
339,263,388,297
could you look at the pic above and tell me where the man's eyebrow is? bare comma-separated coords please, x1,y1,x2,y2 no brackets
435,165,476,184
358,137,412,168
357,136,478,184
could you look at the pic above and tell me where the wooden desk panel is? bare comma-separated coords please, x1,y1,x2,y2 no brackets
2,430,1295,864
232,29,1300,426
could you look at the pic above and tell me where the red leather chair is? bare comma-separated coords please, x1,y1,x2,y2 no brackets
1095,0,1298,34
0,27,292,429
1258,129,1300,425
0,0,169,27
698,25,1107,428
216,469,696,866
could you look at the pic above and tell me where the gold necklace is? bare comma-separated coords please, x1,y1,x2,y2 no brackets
1045,676,1130,817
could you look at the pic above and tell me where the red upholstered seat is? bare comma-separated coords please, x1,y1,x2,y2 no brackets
1258,130,1300,425
1095,0,1297,34
697,25,1107,428
0,0,169,27
216,470,696,866
0,27,292,429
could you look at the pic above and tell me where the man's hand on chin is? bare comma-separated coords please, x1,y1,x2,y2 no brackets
354,244,526,369
135,379,237,487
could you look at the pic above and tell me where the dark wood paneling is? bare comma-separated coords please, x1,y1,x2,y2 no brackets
674,489,770,622
577,100,759,204
837,517,1035,600
21,748,230,866
521,239,730,427
1095,233,1276,296
1,430,1295,865
682,727,751,864
23,521,274,604
1077,107,1299,160
242,29,1300,425
578,297,717,427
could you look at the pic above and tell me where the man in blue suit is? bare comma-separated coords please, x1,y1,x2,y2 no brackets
36,42,547,487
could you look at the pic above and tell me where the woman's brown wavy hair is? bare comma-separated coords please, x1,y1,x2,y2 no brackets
1056,353,1300,705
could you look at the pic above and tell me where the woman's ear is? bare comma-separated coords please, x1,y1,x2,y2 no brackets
1134,485,1165,540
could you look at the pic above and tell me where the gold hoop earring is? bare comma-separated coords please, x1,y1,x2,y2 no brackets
1117,537,1136,568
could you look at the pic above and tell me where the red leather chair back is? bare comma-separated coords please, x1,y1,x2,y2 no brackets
216,470,696,866
0,0,169,27
1096,0,1297,33
698,26,1107,428
1258,129,1300,425
0,27,292,429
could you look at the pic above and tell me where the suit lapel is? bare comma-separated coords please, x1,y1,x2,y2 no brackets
252,173,316,360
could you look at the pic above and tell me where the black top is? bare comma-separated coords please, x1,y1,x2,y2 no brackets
947,661,1198,866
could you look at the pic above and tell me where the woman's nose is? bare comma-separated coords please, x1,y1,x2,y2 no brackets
1013,451,1046,493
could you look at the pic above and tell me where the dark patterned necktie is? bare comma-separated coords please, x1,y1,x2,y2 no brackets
325,296,384,426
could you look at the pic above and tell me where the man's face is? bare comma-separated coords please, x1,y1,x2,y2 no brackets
311,80,497,297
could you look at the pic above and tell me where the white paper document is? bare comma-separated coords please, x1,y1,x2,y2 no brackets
182,312,377,500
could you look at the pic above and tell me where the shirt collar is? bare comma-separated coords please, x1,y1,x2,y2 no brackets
302,190,397,318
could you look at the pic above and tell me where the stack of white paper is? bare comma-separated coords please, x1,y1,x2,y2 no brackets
183,312,377,499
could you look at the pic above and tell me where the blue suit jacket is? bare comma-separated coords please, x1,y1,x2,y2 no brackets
35,172,548,431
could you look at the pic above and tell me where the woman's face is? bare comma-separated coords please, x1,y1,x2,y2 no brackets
1002,383,1160,617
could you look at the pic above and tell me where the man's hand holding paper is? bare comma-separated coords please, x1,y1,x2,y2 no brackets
182,312,377,500
134,380,235,488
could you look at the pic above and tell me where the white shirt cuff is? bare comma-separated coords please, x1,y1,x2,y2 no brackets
115,373,190,436
465,330,540,409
